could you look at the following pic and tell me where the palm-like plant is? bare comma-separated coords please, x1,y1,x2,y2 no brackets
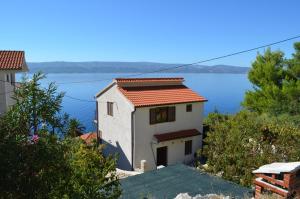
67,118,85,137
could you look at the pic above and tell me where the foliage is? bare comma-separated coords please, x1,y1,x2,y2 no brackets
0,130,70,198
62,139,121,199
66,118,86,137
243,42,300,115
4,72,66,136
203,111,300,186
0,73,121,198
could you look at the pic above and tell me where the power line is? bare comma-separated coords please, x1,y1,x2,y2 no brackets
63,95,96,103
1,34,300,102
55,34,300,84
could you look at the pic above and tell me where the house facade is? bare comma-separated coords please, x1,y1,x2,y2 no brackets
0,51,28,114
96,78,207,171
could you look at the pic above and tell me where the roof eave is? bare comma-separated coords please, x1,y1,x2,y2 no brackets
95,81,116,98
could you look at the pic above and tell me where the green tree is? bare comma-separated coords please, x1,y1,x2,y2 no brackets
243,42,300,115
4,72,65,136
0,72,121,198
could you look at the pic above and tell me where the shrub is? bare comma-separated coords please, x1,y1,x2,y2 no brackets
203,111,300,186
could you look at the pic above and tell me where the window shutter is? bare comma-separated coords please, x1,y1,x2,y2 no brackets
168,106,176,122
110,102,113,116
107,102,113,116
107,102,110,115
150,108,156,124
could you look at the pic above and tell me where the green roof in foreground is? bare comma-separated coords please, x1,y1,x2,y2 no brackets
121,164,251,199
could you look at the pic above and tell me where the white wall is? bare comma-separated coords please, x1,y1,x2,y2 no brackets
155,135,201,166
97,84,135,170
0,72,16,114
134,102,204,170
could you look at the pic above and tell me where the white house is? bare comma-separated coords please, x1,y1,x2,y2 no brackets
95,77,207,171
0,51,28,114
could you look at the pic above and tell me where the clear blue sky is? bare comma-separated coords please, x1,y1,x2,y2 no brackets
1,0,300,66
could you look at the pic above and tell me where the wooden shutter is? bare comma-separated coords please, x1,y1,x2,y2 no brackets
107,102,113,116
107,102,110,115
168,106,176,122
110,102,113,116
150,108,156,124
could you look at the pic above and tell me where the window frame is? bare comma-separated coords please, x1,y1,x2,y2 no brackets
184,140,192,155
154,107,168,123
150,106,176,125
186,104,192,112
107,102,114,116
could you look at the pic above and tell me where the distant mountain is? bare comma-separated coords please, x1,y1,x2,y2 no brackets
28,61,250,74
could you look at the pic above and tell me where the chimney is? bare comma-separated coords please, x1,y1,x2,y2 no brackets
141,160,147,172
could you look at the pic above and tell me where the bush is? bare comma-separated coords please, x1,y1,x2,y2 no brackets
0,72,121,198
203,111,300,186
0,131,121,198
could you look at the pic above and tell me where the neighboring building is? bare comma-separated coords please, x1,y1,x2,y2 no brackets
95,77,207,171
80,132,97,145
0,51,28,114
121,164,251,198
253,162,300,198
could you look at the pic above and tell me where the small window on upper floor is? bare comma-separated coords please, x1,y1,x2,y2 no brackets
6,74,9,82
186,104,192,112
107,102,113,116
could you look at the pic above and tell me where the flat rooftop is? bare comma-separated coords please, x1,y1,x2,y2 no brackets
120,164,251,199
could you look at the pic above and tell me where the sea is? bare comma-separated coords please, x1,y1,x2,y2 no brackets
17,73,252,132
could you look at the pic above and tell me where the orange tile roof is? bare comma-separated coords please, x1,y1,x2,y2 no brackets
0,51,26,70
116,77,184,83
154,129,201,142
80,132,97,144
118,84,207,107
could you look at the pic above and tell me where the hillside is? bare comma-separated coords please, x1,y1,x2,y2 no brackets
28,61,250,74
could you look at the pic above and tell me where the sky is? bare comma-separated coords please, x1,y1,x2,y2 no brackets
1,0,300,67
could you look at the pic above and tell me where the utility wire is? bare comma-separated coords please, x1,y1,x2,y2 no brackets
1,34,300,101
64,95,96,103
56,34,300,84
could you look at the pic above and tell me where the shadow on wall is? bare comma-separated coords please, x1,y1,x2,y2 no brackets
102,140,132,170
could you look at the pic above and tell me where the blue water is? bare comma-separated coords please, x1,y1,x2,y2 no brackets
17,73,252,132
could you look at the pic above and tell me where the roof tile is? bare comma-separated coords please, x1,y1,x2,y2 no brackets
80,132,97,144
116,77,184,83
118,84,207,107
0,50,26,70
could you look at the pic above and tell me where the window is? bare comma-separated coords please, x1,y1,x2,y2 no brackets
107,102,113,116
10,73,14,85
185,140,192,155
186,104,192,112
150,106,175,124
6,74,9,82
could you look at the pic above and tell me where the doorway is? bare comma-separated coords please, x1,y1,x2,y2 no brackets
157,146,168,166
